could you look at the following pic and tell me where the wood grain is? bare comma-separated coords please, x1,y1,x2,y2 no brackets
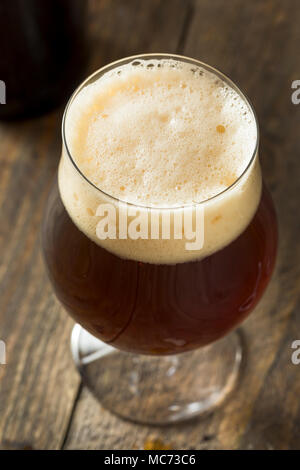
0,0,192,450
1,0,300,450
0,112,81,450
64,0,300,450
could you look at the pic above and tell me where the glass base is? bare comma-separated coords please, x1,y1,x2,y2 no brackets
71,325,243,425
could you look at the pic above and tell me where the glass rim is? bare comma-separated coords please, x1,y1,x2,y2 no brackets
62,53,259,210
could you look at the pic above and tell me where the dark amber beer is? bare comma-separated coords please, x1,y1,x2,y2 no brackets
42,56,277,356
43,183,277,355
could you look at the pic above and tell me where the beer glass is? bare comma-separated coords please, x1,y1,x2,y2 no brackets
42,54,277,424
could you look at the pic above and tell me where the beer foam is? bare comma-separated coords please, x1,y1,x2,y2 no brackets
60,57,261,264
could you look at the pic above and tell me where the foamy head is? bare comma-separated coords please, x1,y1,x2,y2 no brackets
60,56,261,264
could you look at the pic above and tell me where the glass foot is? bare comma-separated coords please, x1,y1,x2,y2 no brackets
71,325,243,425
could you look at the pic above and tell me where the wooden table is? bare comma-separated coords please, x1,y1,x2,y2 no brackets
0,0,300,450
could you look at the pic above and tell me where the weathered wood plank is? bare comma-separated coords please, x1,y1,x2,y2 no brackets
0,111,81,450
0,0,193,450
183,0,300,450
87,0,190,71
64,0,300,450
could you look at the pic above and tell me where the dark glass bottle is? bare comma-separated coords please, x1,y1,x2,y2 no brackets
0,0,88,120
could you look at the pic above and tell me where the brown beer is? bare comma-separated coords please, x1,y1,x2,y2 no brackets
42,181,277,355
